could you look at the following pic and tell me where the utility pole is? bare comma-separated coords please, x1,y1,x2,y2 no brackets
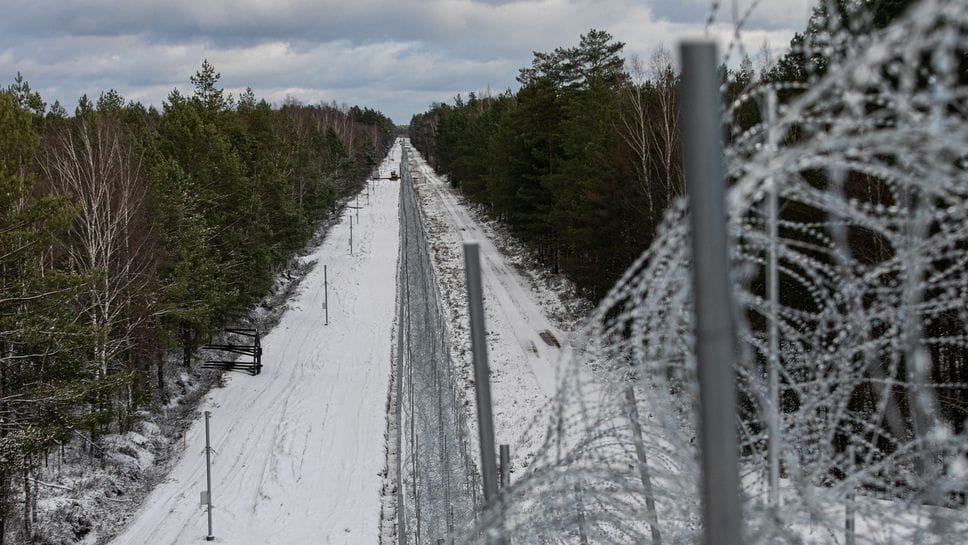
204,411,214,541
324,265,329,326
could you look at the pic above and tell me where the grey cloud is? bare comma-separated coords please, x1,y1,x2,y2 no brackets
649,0,812,31
0,0,805,124
3,1,478,47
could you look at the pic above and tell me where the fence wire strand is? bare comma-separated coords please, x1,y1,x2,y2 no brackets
400,2,968,543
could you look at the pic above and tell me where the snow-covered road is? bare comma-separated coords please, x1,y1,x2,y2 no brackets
110,143,403,545
412,154,567,396
407,146,571,469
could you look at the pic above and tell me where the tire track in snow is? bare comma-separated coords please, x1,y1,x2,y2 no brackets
109,142,404,545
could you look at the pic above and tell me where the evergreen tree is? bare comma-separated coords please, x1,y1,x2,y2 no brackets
190,59,228,114
0,64,393,540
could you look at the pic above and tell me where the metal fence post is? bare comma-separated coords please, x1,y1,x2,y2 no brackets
499,445,510,489
764,88,782,509
463,243,500,504
575,482,589,545
204,411,214,541
679,40,743,545
845,444,856,545
624,386,663,545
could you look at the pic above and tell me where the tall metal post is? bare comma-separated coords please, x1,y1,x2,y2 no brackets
575,483,589,545
356,195,360,220
324,265,329,326
499,444,510,488
463,243,500,504
845,445,856,545
350,216,354,255
204,411,214,541
679,41,742,545
624,387,663,545
764,88,781,508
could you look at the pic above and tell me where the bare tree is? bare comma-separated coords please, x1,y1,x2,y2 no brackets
618,53,655,211
648,47,681,201
617,47,682,214
40,118,156,378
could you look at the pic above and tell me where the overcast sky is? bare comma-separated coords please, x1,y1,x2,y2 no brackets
0,0,812,124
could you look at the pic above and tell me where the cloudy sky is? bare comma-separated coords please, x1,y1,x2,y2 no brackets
0,0,812,124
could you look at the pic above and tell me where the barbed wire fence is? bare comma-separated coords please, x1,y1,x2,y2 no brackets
397,145,480,545
397,1,968,543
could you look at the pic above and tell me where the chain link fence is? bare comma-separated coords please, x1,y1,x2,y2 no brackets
397,145,479,545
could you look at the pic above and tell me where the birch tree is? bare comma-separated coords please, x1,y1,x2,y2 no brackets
0,89,111,545
646,48,681,201
618,48,681,214
40,117,155,378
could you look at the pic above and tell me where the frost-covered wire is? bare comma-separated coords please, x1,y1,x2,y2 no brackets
448,2,968,544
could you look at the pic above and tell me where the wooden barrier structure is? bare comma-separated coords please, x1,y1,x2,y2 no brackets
201,328,263,375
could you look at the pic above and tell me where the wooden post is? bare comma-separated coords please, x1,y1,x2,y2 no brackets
255,332,262,375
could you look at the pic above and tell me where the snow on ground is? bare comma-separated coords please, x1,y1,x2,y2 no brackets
403,142,575,475
108,142,404,545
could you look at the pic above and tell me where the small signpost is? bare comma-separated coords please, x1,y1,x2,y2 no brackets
201,328,263,375
324,265,329,326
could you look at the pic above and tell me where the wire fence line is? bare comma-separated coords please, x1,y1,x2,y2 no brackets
397,144,479,545
456,2,968,544
395,2,968,545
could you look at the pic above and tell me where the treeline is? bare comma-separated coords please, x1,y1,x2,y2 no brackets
0,61,392,542
408,3,919,302
407,28,795,301
412,0,968,483
410,30,684,300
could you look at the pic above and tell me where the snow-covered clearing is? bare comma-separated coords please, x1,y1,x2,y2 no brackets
108,142,403,545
